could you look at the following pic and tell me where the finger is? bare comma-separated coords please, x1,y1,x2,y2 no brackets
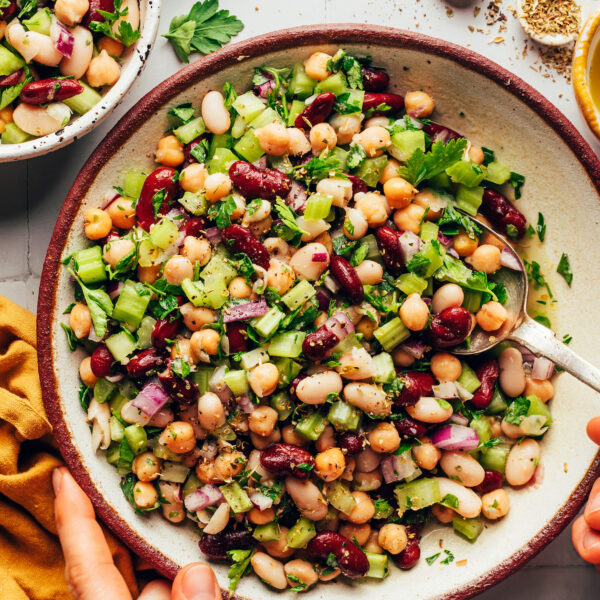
138,580,171,600
584,479,600,530
572,515,600,564
53,467,132,600
171,563,222,600
587,417,600,445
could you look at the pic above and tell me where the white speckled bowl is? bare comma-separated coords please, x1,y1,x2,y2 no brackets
38,25,600,600
0,0,161,163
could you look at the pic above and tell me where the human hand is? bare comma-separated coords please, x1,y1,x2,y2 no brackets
572,416,600,571
52,466,222,600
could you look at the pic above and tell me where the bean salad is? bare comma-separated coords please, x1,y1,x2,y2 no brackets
63,48,556,592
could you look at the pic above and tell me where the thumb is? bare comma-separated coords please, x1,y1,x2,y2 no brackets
171,563,221,600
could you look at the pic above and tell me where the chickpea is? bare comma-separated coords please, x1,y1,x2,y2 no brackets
202,90,230,135
86,49,121,88
133,481,158,509
137,264,161,285
314,447,346,482
262,526,296,559
315,425,336,452
215,450,246,480
196,460,222,484
482,488,510,519
106,197,136,229
329,113,363,145
355,260,383,285
356,316,377,340
355,192,388,227
466,244,501,274
132,452,162,482
84,208,112,240
282,424,307,446
255,122,290,156
468,145,485,165
353,469,382,492
380,157,402,184
342,491,375,524
339,523,371,546
364,530,383,554
97,36,124,58
400,293,430,331
392,348,415,368
155,135,184,167
383,177,417,210
309,122,337,155
476,301,508,332
378,523,408,554
267,259,295,295
248,506,275,525
413,437,441,470
251,427,281,450
191,329,221,358
159,421,196,454
431,352,462,382
180,303,216,331
171,338,195,363
197,392,225,431
204,173,232,203
364,116,390,129
69,302,91,338
524,378,554,403
432,283,464,314
248,406,279,437
79,356,97,387
404,90,435,118
393,203,425,235
55,0,89,26
453,232,478,257
343,208,368,240
164,255,193,285
284,560,318,590
180,163,208,193
368,422,400,453
304,51,332,81
103,238,135,269
0,107,13,124
181,236,211,266
413,189,445,220
248,363,279,397
353,126,390,157
432,503,455,524
228,276,252,299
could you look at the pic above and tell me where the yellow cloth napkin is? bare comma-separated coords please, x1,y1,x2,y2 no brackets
0,296,139,600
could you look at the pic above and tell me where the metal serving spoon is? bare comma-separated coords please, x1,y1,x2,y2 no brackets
451,217,600,393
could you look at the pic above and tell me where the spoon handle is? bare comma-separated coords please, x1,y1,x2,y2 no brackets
509,317,600,393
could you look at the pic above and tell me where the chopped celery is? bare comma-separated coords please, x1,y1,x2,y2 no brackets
268,154,294,175
150,218,179,249
0,46,25,77
395,478,441,513
365,553,389,579
182,473,201,498
233,129,265,163
181,278,211,307
427,172,453,190
446,161,485,187
231,114,247,138
203,274,228,309
249,107,284,129
295,411,327,441
251,306,284,338
220,481,253,513
326,480,356,515
420,221,439,242
174,116,206,144
224,370,249,396
232,91,266,122
286,517,317,548
160,461,190,483
1,122,32,144
462,290,483,313
304,193,333,221
179,191,208,216
191,366,214,394
341,89,365,112
106,443,120,465
327,401,361,431
470,416,492,448
274,357,302,386
332,331,362,355
63,81,101,114
23,8,52,35
374,317,410,351
110,416,124,442
396,272,428,295
372,352,395,384
240,347,269,371
253,522,280,542
455,185,484,216
201,256,238,284
208,133,232,159
73,246,106,284
113,280,151,328
479,444,509,474
329,146,348,171
110,390,131,414
270,391,293,420
94,378,117,404
485,161,511,185
124,425,147,456
153,443,183,462
420,240,446,277
289,64,316,99
268,331,306,357
137,239,161,268
281,280,316,310
207,148,238,174
123,170,147,199
354,156,388,188
486,387,508,415
288,100,306,127
526,394,552,425
105,330,137,362
453,516,484,543
457,362,481,393
362,233,382,263
315,72,347,95
389,129,426,162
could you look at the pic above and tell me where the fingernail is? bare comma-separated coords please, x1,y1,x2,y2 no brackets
589,494,600,513
583,528,600,550
182,565,218,600
52,467,64,495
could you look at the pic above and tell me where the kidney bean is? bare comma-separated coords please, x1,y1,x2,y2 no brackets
344,173,368,195
360,67,390,92
363,92,404,114
393,527,420,569
473,469,504,495
329,255,364,305
0,69,23,88
375,226,404,276
158,366,198,405
422,122,463,143
394,415,427,438
181,217,207,238
307,531,369,579
83,0,115,26
481,189,526,239
302,324,340,362
226,322,248,353
295,92,335,129
90,344,114,378
126,348,164,378
20,79,84,105
229,161,291,201
339,432,364,455
0,0,17,19
395,371,435,407
470,359,499,409
136,167,178,231
260,443,315,479
199,528,254,559
151,318,181,349
429,306,472,348
220,224,270,270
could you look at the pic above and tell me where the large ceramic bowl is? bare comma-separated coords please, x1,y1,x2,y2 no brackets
0,0,161,163
38,25,600,600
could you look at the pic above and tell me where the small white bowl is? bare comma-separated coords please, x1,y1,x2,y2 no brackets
517,0,580,46
0,0,161,163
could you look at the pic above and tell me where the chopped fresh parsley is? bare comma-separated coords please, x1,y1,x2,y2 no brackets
441,493,459,509
60,323,79,351
168,102,196,126
152,189,166,219
288,574,307,593
426,553,441,566
327,49,366,89
68,269,114,338
171,358,191,378
207,195,237,229
481,147,495,166
556,252,573,286
292,151,347,185
438,204,482,239
536,212,546,242
350,241,369,267
441,549,455,565
226,548,255,591
505,397,530,426
478,437,502,450
509,171,526,199
562,333,573,345
223,81,237,110
534,314,552,328
150,293,179,320
347,142,367,170
230,253,255,284
295,462,314,472
332,235,358,257
79,384,91,411
272,198,307,247
89,0,141,46
524,259,553,298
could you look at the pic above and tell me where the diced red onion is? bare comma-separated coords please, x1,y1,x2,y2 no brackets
315,289,330,312
238,394,256,414
105,372,124,383
325,311,355,341
131,382,169,418
500,247,522,271
204,226,221,245
450,413,469,426
209,365,232,403
447,248,460,259
101,188,120,209
399,338,426,359
287,181,308,214
455,382,474,401
437,231,452,248
249,490,273,510
165,207,186,221
381,451,418,484
312,252,329,262
107,280,123,300
87,327,103,343
431,424,479,451
255,79,276,99
433,381,459,399
184,484,224,512
532,356,555,380
399,231,421,262
50,17,74,58
324,275,340,294
223,299,269,323
199,440,218,460
518,345,536,367
253,156,268,170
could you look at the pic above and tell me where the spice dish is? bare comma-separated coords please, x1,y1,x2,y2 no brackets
38,25,600,600
517,0,581,46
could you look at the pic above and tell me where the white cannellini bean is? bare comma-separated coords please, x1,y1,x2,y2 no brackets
505,438,540,486
285,476,329,521
203,502,230,534
243,199,271,224
158,481,181,504
406,396,453,423
296,216,330,242
499,347,526,397
60,26,94,78
440,451,485,487
202,91,230,134
343,382,391,417
355,447,381,473
251,552,288,590
296,371,343,405
87,399,111,451
434,477,482,518
289,242,329,280
316,177,353,207
7,23,63,65
336,347,376,380
13,103,66,136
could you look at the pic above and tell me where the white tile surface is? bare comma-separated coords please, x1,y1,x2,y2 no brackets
1,0,598,595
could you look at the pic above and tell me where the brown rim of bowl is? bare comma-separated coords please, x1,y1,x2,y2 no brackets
38,24,600,600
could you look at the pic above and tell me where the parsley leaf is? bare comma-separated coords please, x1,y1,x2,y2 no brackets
60,323,79,351
509,171,526,199
207,195,237,229
441,549,455,565
68,269,114,338
437,204,482,239
288,574,307,593
230,253,255,284
328,49,364,89
536,212,546,242
534,314,552,328
524,259,553,298
556,252,573,286
89,0,140,46
481,147,495,166
272,198,307,247
0,65,33,111
226,548,255,591
292,151,346,185
168,103,196,126
332,235,358,257
295,462,314,472
79,384,91,411
171,358,191,378
223,81,237,110
190,138,210,163
441,493,459,509
347,142,367,170
152,189,166,219
505,397,530,426
426,553,441,566
350,241,369,267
